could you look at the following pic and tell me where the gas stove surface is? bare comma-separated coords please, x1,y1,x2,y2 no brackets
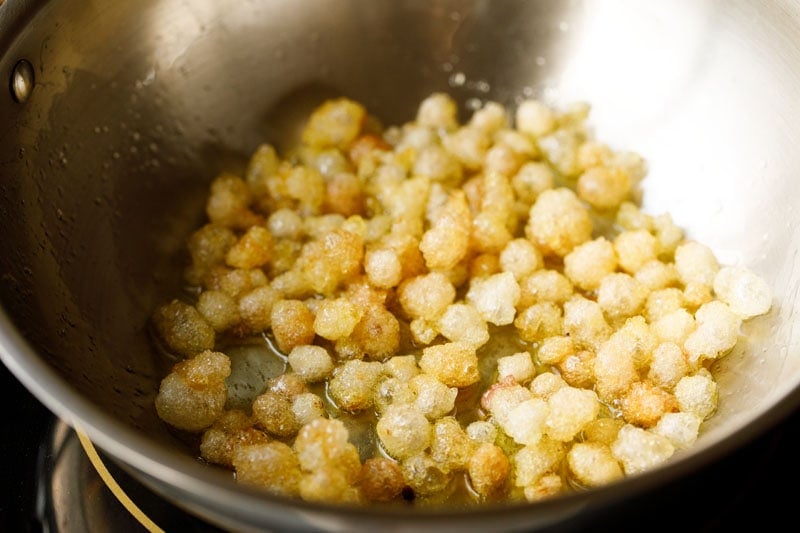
1,363,797,533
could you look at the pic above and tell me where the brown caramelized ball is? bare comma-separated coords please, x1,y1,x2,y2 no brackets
270,299,316,354
468,443,511,498
358,458,405,502
153,300,215,357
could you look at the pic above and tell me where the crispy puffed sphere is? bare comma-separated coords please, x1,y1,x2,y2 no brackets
302,97,366,150
155,350,230,431
467,421,499,444
294,419,362,480
502,398,549,446
373,377,416,415
513,437,566,487
345,303,401,360
299,468,361,505
683,300,741,366
713,265,773,319
206,173,254,229
411,374,458,420
562,296,612,351
577,140,614,169
525,188,592,257
398,272,456,321
364,248,403,289
682,280,713,312
482,379,534,427
200,412,269,467
153,300,215,357
252,391,301,438
496,129,538,159
558,350,596,389
233,441,301,497
292,393,326,426
583,418,625,445
512,162,555,206
266,373,309,399
652,213,684,256
358,458,405,503
238,285,281,335
420,191,472,270
518,270,574,309
444,126,491,170
185,224,237,285
467,272,520,326
484,143,524,176
674,240,720,287
383,355,420,381
645,287,685,322
245,143,279,198
577,166,631,210
313,297,363,341
614,229,658,274
563,237,617,291
324,171,365,217
471,101,509,133
196,290,240,333
647,342,689,391
377,404,433,460
597,273,647,321
497,352,536,384
523,473,564,502
621,382,678,428
205,267,269,299
225,226,273,270
674,374,718,420
515,99,556,137
298,228,364,295
594,336,638,403
414,145,463,184
611,424,675,475
530,372,568,399
468,443,511,498
267,207,304,240
419,342,480,388
401,453,452,497
538,129,582,178
430,416,475,472
287,345,334,383
567,442,624,488
304,214,345,239
545,387,600,442
417,92,459,130
514,302,563,342
329,360,385,412
635,259,679,291
499,238,543,281
270,299,316,354
615,201,653,232
436,303,490,348
653,412,703,450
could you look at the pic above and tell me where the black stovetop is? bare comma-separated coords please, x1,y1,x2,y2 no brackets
1,363,797,533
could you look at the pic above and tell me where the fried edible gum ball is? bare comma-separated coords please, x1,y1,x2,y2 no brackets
358,458,405,503
200,410,270,468
155,350,230,432
233,441,302,497
301,97,366,150
525,188,592,257
270,299,316,354
153,300,215,357
468,443,511,498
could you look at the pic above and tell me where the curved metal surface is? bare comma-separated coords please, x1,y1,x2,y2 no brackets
0,0,799,531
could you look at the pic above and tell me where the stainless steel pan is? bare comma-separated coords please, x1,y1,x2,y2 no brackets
1,1,799,531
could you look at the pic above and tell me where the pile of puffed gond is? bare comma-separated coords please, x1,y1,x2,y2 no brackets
152,92,773,506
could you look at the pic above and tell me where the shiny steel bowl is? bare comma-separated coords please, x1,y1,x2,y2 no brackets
1,1,799,531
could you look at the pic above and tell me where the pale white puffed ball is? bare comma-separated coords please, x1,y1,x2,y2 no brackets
287,345,334,383
497,351,536,384
713,265,773,319
611,424,675,475
674,373,718,420
466,271,520,326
